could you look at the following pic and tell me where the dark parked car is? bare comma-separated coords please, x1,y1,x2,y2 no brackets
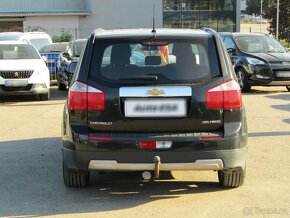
62,28,248,188
61,59,78,88
57,39,86,90
219,32,290,92
39,42,68,80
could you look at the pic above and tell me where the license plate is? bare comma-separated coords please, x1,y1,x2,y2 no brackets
276,72,290,78
5,80,28,87
125,98,187,117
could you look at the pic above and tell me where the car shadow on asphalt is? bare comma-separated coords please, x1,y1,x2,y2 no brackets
265,94,290,101
283,119,290,124
0,137,227,217
248,131,290,137
242,88,289,95
271,104,290,112
266,94,290,113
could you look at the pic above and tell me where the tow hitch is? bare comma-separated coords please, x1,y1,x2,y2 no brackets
154,156,161,179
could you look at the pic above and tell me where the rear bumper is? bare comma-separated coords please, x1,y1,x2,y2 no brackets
62,146,247,172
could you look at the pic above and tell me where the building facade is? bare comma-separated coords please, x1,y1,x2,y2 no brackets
0,0,240,39
163,0,240,32
78,0,163,38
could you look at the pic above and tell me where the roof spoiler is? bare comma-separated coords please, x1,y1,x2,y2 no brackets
202,27,219,37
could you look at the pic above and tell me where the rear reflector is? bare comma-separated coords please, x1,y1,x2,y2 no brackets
200,136,223,140
206,80,242,109
68,81,104,110
140,141,172,149
140,141,156,149
89,136,112,141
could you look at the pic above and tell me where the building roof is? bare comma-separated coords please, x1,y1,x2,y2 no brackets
0,10,91,16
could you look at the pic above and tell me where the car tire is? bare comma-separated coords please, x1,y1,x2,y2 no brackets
63,164,90,188
218,168,246,188
57,80,67,91
236,68,251,93
286,86,290,92
39,92,50,101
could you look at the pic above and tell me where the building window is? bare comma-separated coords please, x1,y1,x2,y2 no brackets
163,0,237,32
0,20,23,32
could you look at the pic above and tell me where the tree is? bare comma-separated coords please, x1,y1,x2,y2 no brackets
52,32,73,43
246,0,260,15
264,0,290,40
246,0,269,16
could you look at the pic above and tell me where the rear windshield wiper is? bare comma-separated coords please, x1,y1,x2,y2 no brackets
120,75,158,81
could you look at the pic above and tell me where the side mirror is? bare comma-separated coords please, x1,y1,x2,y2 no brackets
68,62,77,74
41,56,48,63
227,48,235,53
62,52,71,59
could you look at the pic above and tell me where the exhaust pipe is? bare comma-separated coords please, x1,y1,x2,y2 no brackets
142,171,152,180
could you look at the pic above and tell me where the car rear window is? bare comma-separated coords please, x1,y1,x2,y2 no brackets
30,38,51,51
39,43,68,53
90,36,221,84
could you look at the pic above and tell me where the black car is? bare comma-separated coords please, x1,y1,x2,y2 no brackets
57,39,86,90
62,28,248,188
219,32,290,92
66,60,78,87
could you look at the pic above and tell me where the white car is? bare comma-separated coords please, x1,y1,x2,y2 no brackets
0,32,52,51
0,41,50,100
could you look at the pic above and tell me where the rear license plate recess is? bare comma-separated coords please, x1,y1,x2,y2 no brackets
125,98,187,117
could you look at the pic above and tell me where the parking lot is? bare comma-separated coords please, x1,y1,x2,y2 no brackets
0,86,289,218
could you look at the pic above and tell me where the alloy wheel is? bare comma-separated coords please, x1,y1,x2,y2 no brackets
236,70,245,89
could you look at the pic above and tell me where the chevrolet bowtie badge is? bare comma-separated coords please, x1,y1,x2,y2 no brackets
147,88,166,96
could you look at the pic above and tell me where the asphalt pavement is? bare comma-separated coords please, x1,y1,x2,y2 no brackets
0,86,289,218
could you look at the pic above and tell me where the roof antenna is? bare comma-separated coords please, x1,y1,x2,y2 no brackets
151,4,156,36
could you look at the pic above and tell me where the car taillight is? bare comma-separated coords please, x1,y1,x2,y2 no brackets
87,86,105,110
68,81,104,110
206,80,242,109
